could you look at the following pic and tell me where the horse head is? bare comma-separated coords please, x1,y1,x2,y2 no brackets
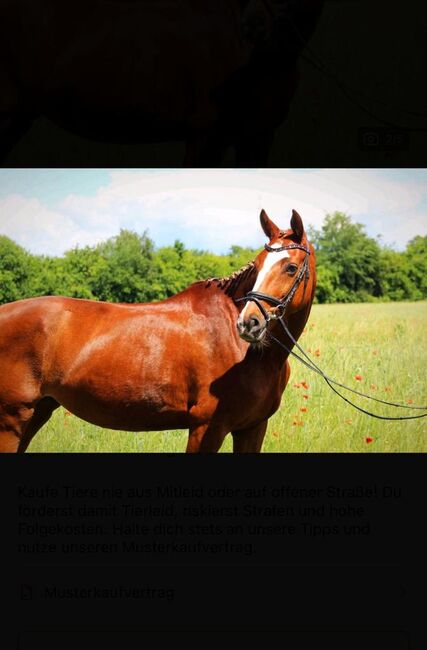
237,208,316,345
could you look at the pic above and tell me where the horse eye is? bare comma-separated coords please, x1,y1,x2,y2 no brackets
285,263,298,275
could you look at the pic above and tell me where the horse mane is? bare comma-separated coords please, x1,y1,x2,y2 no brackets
204,259,257,299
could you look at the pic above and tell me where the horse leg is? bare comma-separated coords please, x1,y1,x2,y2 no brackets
0,430,21,453
0,400,35,454
0,396,59,454
231,420,268,453
186,422,228,453
17,397,60,453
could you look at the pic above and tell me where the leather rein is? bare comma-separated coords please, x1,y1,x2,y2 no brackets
236,242,427,420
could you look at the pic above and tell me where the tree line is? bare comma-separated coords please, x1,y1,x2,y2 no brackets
1,212,426,305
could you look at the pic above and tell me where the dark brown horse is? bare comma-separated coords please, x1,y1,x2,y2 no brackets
0,209,316,453
0,0,324,165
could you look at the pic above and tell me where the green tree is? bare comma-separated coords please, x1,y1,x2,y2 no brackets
0,236,33,303
314,265,340,304
26,250,100,300
91,230,155,302
151,241,198,299
191,251,230,282
310,212,383,302
377,248,419,301
1,222,425,306
59,247,103,299
227,245,260,269
26,255,64,297
405,235,427,298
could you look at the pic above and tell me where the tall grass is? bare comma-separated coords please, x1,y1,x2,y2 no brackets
29,302,427,453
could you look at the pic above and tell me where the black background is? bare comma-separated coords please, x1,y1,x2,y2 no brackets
1,454,424,648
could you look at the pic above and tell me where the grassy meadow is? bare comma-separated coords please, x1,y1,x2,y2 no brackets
29,301,427,453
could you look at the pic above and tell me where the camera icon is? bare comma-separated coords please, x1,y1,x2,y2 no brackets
362,130,380,147
20,584,33,601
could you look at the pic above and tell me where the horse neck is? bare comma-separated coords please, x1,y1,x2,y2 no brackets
223,263,258,305
267,264,317,362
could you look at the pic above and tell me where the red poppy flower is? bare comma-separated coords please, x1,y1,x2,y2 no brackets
301,381,309,389
314,349,321,357
365,437,374,444
355,375,363,381
302,394,309,399
300,407,308,413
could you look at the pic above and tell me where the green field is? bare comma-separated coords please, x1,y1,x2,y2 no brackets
29,302,427,453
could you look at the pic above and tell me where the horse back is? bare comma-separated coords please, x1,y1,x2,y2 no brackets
0,291,240,394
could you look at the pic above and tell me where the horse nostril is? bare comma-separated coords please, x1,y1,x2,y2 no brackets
249,315,260,331
237,314,264,339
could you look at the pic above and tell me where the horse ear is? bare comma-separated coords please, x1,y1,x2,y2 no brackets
290,209,304,241
260,209,280,239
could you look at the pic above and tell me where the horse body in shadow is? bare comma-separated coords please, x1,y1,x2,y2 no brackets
0,0,324,164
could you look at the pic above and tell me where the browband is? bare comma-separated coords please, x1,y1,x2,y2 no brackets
264,243,311,254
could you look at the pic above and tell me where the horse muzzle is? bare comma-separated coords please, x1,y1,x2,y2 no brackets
237,314,267,344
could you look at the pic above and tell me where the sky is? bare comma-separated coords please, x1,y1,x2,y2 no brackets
0,168,426,256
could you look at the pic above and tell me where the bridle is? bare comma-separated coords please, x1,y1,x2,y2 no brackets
236,240,427,420
236,242,311,322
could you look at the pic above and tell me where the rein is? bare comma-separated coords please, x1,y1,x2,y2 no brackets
237,242,427,421
269,319,427,421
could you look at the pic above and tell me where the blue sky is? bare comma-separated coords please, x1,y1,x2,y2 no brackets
0,169,426,255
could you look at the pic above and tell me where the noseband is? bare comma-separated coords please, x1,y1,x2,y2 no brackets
236,243,311,321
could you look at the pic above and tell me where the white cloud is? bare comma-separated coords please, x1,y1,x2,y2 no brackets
0,169,426,255
0,194,105,254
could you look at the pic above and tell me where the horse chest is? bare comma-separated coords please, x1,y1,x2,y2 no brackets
243,365,285,414
208,356,286,428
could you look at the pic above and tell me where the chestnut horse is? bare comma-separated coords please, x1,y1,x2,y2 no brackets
0,209,316,453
